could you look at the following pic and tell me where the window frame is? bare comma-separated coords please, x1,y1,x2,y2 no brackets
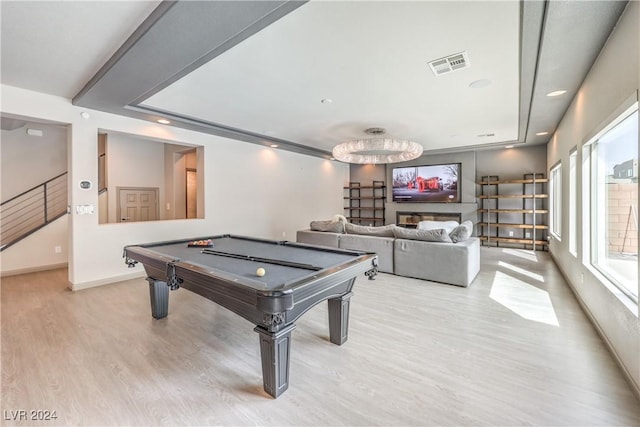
568,149,577,257
582,100,638,304
549,162,562,240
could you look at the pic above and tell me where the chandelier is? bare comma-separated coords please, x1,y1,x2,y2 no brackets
332,128,423,164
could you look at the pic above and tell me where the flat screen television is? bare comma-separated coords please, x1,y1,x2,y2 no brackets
392,163,460,203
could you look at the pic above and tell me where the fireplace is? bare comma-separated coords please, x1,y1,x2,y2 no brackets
396,211,462,228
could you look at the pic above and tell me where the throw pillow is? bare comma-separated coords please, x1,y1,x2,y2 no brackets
344,223,396,237
449,220,473,243
310,220,344,233
392,226,453,243
332,214,348,223
417,220,459,234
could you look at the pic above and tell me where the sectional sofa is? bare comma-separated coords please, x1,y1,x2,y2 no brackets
296,221,480,287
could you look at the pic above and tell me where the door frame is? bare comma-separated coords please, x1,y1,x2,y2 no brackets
185,167,197,219
116,186,159,223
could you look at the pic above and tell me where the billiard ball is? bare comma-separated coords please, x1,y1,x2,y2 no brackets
256,267,266,277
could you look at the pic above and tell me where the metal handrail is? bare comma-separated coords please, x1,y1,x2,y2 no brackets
0,172,68,251
1,171,68,206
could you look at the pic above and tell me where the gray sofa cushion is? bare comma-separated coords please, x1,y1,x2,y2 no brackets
339,234,395,273
394,237,480,287
449,220,473,243
393,226,452,243
345,223,396,237
310,220,345,233
296,229,340,248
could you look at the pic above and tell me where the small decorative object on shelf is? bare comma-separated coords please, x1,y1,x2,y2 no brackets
477,173,548,250
344,180,386,225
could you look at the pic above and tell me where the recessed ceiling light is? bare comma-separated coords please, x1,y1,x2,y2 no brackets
26,128,43,137
80,111,90,119
505,145,514,149
546,90,567,97
270,144,279,148
536,131,549,136
469,79,491,89
157,118,170,124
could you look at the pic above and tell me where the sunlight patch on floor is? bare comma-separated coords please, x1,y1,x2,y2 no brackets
501,248,539,262
490,270,559,326
498,261,545,283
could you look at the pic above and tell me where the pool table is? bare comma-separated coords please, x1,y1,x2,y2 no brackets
123,234,378,398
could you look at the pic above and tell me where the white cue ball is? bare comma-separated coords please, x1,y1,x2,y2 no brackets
256,267,266,277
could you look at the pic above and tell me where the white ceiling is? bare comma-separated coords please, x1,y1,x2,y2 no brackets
0,1,160,99
0,1,628,158
143,1,520,152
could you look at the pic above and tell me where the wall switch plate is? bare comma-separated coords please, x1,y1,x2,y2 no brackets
54,246,62,254
525,232,531,238
508,231,514,237
75,204,95,215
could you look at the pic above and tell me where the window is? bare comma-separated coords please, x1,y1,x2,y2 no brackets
569,150,577,256
584,102,638,303
550,163,562,239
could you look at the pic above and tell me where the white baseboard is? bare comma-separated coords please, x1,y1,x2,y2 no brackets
70,270,146,291
549,252,640,401
0,262,68,277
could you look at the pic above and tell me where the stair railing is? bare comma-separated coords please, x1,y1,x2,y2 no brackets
0,172,68,251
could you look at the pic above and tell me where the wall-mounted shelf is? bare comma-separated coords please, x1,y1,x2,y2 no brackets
477,209,549,214
478,178,549,185
479,236,548,245
478,194,549,199
477,223,549,230
478,173,548,250
344,181,386,225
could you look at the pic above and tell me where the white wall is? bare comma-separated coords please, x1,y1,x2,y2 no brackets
476,144,547,180
0,119,69,274
1,121,67,200
209,140,346,239
0,215,68,275
0,84,349,289
546,1,639,395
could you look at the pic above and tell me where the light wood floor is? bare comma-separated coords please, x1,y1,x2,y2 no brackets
1,247,639,426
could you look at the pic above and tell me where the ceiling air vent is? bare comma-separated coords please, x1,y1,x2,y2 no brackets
428,51,470,76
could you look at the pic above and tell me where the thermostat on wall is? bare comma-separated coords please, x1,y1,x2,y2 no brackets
79,180,92,190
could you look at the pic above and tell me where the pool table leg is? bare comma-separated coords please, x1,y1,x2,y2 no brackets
147,278,169,319
254,324,296,399
328,290,354,345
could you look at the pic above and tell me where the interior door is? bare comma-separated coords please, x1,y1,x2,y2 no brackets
117,187,159,222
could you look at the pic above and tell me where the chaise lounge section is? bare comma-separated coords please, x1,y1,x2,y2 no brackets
393,237,480,287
